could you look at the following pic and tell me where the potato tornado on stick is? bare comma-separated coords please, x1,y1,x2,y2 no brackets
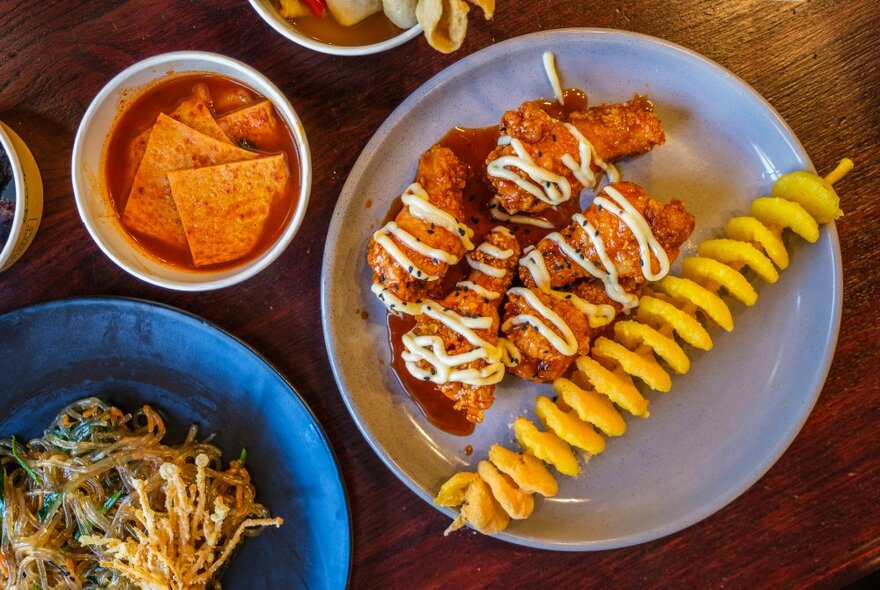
401,226,521,423
368,145,473,311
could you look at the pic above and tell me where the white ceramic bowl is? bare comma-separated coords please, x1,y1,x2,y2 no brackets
72,51,312,291
248,0,421,56
0,122,43,272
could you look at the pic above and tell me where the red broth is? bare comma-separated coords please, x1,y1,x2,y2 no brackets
104,73,301,270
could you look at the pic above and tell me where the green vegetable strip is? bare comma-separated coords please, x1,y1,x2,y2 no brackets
38,491,60,523
239,447,248,466
11,435,40,485
102,490,123,514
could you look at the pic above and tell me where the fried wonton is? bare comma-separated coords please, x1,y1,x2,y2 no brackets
416,0,494,54
167,154,289,267
383,0,417,28
122,114,257,250
326,0,382,26
217,100,280,150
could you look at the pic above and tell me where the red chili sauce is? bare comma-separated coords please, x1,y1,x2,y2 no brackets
104,73,301,270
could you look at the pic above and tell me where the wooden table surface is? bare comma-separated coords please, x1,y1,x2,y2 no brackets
1,0,878,588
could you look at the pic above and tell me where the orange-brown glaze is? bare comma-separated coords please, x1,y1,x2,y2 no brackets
501,288,591,383
488,94,665,215
388,314,474,436
520,182,695,290
408,229,521,423
367,146,469,303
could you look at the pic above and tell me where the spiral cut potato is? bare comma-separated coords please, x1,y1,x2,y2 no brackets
435,159,853,535
0,398,281,589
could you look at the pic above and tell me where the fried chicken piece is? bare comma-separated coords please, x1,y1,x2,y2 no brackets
501,287,591,383
404,227,521,423
487,96,665,215
519,181,695,291
368,146,469,303
569,95,666,163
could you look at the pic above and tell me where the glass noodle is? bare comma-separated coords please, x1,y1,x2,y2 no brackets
0,398,281,589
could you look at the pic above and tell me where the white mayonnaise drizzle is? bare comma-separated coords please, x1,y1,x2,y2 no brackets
522,185,671,313
466,253,507,278
543,51,565,106
519,247,616,329
487,136,571,206
456,281,501,301
560,123,620,186
489,199,554,228
502,287,579,356
391,226,513,387
595,185,669,281
372,182,475,282
498,337,522,368
486,89,618,209
370,282,423,316
476,241,514,260
401,303,505,386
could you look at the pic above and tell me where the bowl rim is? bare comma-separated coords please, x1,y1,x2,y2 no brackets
247,0,422,56
71,50,312,291
0,124,27,268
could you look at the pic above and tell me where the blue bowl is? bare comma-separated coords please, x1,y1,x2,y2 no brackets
0,297,351,589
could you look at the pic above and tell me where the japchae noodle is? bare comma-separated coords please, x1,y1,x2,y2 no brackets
0,398,282,589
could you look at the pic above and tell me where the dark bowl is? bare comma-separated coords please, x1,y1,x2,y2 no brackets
0,297,351,589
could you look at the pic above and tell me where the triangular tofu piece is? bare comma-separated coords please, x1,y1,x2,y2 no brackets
217,100,280,150
126,91,233,192
167,154,289,267
122,113,258,250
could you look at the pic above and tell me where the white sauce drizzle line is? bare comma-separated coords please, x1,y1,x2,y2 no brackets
560,123,620,185
466,254,507,278
455,281,501,301
519,247,616,329
487,136,571,206
489,199,554,228
476,241,514,260
498,337,522,367
401,302,505,386
372,183,475,282
543,51,565,106
532,186,672,310
394,226,515,387
486,103,617,208
596,185,669,281
502,287,579,356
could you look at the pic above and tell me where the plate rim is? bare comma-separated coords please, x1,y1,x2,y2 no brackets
0,295,354,583
320,27,843,551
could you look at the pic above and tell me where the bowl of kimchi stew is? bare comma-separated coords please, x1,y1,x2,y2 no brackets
72,51,312,291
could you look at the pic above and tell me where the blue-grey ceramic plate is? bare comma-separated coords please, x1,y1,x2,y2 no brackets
321,29,841,550
0,297,351,587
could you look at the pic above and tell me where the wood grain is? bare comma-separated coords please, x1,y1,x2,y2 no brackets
1,0,878,588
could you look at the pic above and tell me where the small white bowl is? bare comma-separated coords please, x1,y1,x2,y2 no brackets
248,0,422,56
72,51,312,291
0,122,43,272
